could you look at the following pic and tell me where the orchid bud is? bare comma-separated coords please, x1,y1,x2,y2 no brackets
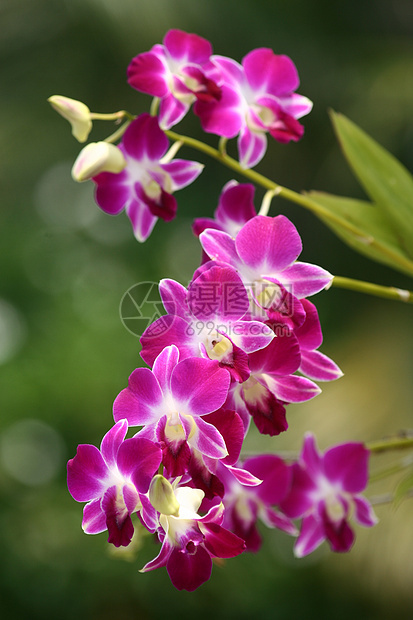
48,95,92,143
148,474,180,516
71,142,126,182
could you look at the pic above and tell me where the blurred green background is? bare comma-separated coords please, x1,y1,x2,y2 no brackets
1,0,413,618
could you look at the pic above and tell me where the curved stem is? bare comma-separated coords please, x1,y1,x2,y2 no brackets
165,129,376,237
90,110,129,121
165,129,413,277
104,120,133,144
330,276,413,304
150,97,160,117
367,435,413,453
259,188,282,216
218,136,228,156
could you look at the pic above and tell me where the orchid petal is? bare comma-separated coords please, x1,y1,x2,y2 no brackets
67,444,108,502
188,264,249,321
229,320,274,354
167,545,212,591
243,454,291,504
353,496,378,527
93,173,129,215
264,374,321,403
215,181,257,231
127,51,169,97
140,315,199,367
260,506,297,536
294,514,325,557
158,94,190,130
159,278,189,317
323,515,355,553
141,539,172,573
102,485,134,547
279,262,333,298
243,49,300,96
194,84,243,137
171,357,230,416
202,522,246,558
224,464,262,486
190,416,228,459
99,419,128,469
280,464,315,519
118,437,162,492
123,114,168,161
238,126,267,169
152,344,180,394
235,215,302,274
161,159,204,190
294,299,323,349
125,197,158,243
82,499,107,534
247,333,301,376
200,228,240,266
300,349,343,381
113,368,163,426
164,29,212,64
202,409,244,466
300,433,323,473
323,443,370,493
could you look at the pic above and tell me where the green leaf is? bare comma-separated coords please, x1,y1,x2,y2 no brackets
330,110,413,255
305,191,413,276
394,469,413,507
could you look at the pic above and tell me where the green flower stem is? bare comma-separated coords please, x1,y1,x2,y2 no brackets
104,120,133,144
164,129,413,304
150,97,160,117
164,129,379,240
367,436,413,453
90,110,132,121
331,276,413,304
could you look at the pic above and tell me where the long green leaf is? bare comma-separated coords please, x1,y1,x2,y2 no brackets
330,111,413,255
306,191,413,276
394,469,413,507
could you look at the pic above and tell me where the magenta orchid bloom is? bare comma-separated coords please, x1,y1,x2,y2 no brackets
192,180,258,265
194,48,313,167
92,113,203,241
142,479,246,591
293,299,343,381
215,456,297,552
192,180,257,239
185,406,265,500
140,264,274,382
113,345,232,475
280,433,378,557
127,29,221,130
200,214,333,327
67,419,162,546
228,334,321,436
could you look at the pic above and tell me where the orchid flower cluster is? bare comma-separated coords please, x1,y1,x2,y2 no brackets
51,29,393,592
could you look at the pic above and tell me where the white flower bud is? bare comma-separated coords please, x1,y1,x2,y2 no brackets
149,475,180,516
48,95,92,143
71,142,126,182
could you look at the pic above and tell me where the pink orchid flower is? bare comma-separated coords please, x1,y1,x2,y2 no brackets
200,214,332,329
113,345,232,474
92,113,203,241
67,419,162,546
142,478,245,591
280,433,378,557
127,29,221,129
194,48,313,167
